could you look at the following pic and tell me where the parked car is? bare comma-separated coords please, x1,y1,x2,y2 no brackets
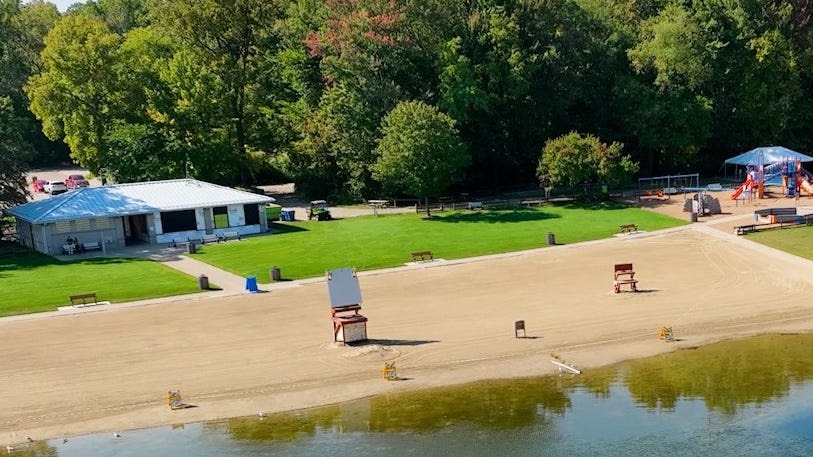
65,174,89,189
31,177,45,193
44,180,68,195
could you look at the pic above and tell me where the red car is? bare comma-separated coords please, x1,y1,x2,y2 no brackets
31,178,45,193
65,174,89,189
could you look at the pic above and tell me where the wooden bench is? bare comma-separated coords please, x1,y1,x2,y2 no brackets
69,292,97,306
619,224,638,234
467,201,483,210
200,234,219,244
221,231,241,241
735,224,757,235
411,251,434,262
171,237,190,248
613,263,638,293
82,241,101,251
520,199,544,207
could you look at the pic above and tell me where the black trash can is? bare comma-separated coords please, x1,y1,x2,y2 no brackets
690,211,698,223
270,266,281,281
546,232,556,245
187,241,196,254
198,274,209,290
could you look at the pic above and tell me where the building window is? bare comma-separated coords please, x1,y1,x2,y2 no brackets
160,210,197,233
244,204,259,225
213,206,229,228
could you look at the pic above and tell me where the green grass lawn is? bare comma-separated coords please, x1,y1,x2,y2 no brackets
746,225,813,259
194,203,686,282
0,246,201,317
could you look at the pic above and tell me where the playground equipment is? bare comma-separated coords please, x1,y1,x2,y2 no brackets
326,267,368,344
682,193,722,216
726,148,813,200
613,263,638,293
308,200,332,221
638,173,700,200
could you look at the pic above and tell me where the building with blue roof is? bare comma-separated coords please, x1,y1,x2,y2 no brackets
7,179,275,255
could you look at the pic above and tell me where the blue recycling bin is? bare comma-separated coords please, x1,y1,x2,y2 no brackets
245,276,258,292
280,209,295,221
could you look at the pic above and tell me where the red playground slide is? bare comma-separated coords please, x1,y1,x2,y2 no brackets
731,177,753,200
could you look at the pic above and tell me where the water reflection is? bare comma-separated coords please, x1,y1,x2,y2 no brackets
220,334,813,443
624,334,813,413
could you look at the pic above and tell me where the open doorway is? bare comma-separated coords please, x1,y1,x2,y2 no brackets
123,214,149,245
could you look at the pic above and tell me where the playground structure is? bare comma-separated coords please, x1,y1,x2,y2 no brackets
613,263,638,293
638,174,700,200
725,147,813,201
326,267,368,344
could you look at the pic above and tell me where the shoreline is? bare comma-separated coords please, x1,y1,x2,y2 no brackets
4,223,813,444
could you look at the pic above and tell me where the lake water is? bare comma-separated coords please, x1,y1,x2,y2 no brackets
14,334,813,456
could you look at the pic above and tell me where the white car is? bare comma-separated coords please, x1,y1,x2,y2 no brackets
44,180,68,195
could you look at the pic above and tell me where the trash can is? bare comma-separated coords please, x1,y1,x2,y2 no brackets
198,274,209,290
245,276,258,292
690,211,698,223
187,241,196,254
546,232,555,245
270,266,281,281
280,209,295,221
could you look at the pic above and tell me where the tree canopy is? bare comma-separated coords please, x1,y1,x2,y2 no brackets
5,0,813,199
373,100,469,214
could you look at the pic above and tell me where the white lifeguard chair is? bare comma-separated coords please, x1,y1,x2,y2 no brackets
327,267,368,344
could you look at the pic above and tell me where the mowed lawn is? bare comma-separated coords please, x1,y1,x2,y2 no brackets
194,204,686,282
746,225,813,259
0,247,200,317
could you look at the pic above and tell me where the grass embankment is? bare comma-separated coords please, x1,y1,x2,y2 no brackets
195,203,686,282
746,225,813,259
0,245,200,316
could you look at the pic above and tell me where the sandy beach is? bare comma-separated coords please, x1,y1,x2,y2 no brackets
4,190,813,444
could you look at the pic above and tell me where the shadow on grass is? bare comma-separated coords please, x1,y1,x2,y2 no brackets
0,250,144,277
429,207,561,224
560,200,634,211
268,222,310,234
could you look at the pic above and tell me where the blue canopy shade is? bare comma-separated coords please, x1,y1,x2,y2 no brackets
724,146,813,165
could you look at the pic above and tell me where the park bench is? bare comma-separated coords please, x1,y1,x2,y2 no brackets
221,231,241,241
69,292,97,306
200,234,219,244
171,237,190,248
613,263,638,293
82,241,101,251
520,199,544,207
619,224,638,234
735,224,758,235
467,201,483,210
411,251,434,262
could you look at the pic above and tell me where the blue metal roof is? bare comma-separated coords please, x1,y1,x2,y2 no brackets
724,146,813,165
7,179,275,224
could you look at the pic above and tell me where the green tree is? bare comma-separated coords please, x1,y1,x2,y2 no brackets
537,132,638,198
372,101,469,216
25,14,122,174
0,96,31,212
150,0,281,185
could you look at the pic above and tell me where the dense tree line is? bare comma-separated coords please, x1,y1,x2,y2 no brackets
5,0,813,201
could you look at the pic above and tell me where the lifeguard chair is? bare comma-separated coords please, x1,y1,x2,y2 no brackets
613,263,638,293
327,267,368,344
